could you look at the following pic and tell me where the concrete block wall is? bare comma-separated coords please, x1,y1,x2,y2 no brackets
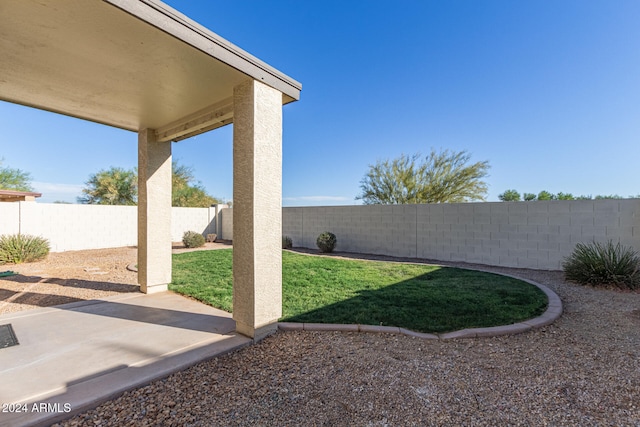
3,200,638,269
19,203,138,252
0,203,20,236
1,202,222,252
278,199,639,270
171,207,217,242
219,207,233,240
410,200,640,270
284,205,419,258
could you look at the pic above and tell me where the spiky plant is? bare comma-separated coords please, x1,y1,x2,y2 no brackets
0,234,50,264
562,241,640,290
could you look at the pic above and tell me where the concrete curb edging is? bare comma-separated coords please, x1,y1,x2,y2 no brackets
278,272,563,340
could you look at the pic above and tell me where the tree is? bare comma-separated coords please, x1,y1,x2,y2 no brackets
356,154,423,205
78,167,137,205
357,149,490,204
537,190,555,201
0,159,33,191
78,162,221,207
171,162,220,207
556,192,575,200
595,194,623,200
498,189,521,201
501,191,635,202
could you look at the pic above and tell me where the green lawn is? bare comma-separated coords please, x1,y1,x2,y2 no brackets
170,249,548,333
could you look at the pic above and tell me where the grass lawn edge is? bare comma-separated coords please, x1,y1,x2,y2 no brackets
277,267,563,339
170,249,560,336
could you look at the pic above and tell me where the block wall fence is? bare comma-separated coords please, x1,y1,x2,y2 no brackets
279,199,640,270
1,200,639,270
0,202,227,252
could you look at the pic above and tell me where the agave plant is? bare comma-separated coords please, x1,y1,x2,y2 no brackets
562,240,640,290
0,234,50,264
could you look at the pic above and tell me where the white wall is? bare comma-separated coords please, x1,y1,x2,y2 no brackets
0,203,20,236
4,200,639,270
171,207,215,242
2,202,224,252
19,203,137,252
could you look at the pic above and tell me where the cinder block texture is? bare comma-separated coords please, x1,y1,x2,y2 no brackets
172,207,211,241
219,207,233,240
5,197,640,273
3,204,222,253
0,203,20,236
275,199,640,271
21,203,137,252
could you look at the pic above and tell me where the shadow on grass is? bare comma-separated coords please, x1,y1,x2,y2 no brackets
282,268,548,334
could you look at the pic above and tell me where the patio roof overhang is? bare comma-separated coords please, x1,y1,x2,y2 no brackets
0,0,301,141
1,0,296,341
0,190,42,202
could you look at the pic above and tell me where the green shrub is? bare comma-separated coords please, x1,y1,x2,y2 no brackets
562,240,640,290
316,231,337,253
0,234,50,265
182,231,205,248
282,235,293,249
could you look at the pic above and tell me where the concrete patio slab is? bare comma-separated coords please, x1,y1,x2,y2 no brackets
0,292,251,427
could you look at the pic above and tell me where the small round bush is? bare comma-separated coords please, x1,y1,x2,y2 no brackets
0,234,50,265
562,240,640,290
316,231,337,253
182,231,205,248
282,235,293,249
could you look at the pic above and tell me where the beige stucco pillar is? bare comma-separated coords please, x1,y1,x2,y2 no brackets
138,128,172,294
232,79,283,340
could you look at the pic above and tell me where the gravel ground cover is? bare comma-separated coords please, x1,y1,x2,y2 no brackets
0,242,229,315
1,246,639,425
0,247,139,315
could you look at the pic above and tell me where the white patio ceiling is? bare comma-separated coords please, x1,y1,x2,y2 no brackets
0,0,301,141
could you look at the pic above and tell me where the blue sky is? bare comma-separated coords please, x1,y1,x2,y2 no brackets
1,0,639,205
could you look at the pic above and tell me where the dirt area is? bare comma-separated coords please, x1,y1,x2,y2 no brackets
0,242,231,315
3,245,640,425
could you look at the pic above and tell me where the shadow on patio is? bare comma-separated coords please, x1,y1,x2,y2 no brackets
0,292,251,427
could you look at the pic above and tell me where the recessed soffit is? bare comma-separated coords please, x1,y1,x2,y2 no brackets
0,0,301,140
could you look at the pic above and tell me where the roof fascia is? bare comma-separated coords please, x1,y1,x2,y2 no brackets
104,0,301,103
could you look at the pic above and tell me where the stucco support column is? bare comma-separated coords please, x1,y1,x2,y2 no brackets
232,80,283,341
138,128,172,294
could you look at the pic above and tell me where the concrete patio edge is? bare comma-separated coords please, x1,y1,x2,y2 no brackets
278,272,563,340
12,334,252,427
0,293,254,427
